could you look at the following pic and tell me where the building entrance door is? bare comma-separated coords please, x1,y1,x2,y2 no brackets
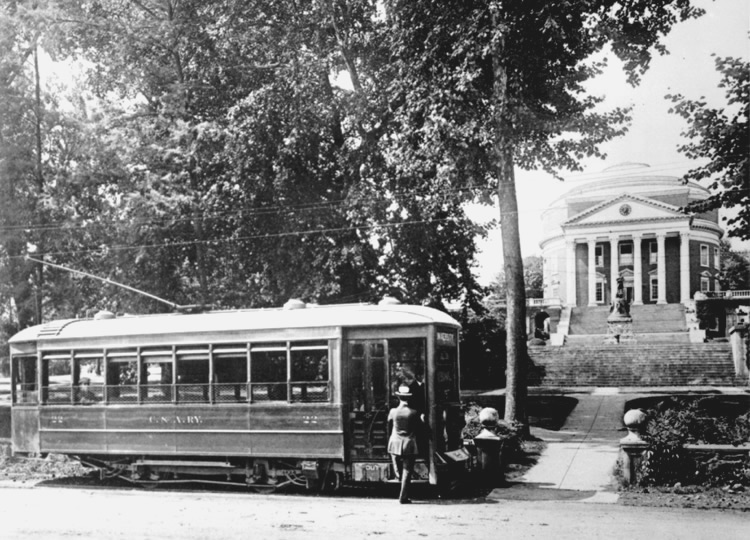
622,274,634,303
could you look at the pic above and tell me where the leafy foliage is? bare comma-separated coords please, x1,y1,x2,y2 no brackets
459,307,506,389
668,55,750,240
489,256,544,303
718,240,750,291
0,0,487,337
639,397,750,486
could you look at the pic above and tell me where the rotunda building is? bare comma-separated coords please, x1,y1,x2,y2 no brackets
540,163,722,308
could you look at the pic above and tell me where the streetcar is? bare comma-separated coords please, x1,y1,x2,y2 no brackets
9,297,467,491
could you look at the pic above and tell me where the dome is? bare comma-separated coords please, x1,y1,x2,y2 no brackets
603,162,650,172
544,163,710,211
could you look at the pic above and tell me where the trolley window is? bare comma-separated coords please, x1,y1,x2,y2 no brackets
32,339,332,406
176,347,210,403
290,342,329,403
106,349,138,403
12,355,38,405
388,338,426,411
250,343,287,402
74,351,104,404
42,351,73,404
141,347,173,403
213,345,248,403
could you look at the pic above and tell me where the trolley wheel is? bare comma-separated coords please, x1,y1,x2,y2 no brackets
321,470,343,493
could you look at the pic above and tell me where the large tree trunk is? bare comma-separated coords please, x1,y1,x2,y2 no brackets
491,10,528,428
496,154,528,428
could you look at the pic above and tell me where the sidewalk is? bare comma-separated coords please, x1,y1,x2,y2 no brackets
489,390,628,504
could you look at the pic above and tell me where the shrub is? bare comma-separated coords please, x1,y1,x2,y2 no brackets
461,402,524,458
638,398,750,486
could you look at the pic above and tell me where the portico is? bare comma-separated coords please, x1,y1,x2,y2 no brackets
565,230,691,308
540,164,723,309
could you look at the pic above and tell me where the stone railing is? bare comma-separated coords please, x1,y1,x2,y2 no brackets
701,290,750,299
527,297,562,307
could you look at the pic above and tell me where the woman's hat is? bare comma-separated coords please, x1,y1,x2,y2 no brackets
395,385,412,397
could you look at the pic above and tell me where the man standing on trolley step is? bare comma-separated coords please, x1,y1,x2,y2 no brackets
387,385,425,504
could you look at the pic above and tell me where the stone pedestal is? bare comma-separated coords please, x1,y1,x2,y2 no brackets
604,315,635,344
619,409,648,486
474,429,504,487
619,440,648,486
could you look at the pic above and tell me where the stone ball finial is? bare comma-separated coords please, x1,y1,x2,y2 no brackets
624,408,646,428
478,407,499,427
622,408,647,443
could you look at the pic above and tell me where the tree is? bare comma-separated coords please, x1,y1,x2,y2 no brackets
489,256,544,305
668,55,750,240
523,256,544,300
0,0,72,330
385,0,701,426
1,0,488,329
718,240,750,291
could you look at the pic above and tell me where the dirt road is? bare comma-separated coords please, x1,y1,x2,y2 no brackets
0,484,746,540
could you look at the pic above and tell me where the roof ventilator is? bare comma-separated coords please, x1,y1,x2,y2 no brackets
283,298,307,310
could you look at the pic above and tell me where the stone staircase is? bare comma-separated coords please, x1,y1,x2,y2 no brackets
528,342,746,387
527,304,748,388
568,304,687,336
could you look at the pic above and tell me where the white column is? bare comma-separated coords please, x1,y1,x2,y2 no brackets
680,231,691,304
566,240,577,307
633,233,643,305
587,238,597,306
609,236,619,302
656,233,667,304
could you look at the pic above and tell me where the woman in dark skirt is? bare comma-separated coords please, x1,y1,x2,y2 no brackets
387,385,424,503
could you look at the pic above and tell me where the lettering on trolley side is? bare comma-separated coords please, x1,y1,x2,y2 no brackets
302,415,319,424
148,415,204,425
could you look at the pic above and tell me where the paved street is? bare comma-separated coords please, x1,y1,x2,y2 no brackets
0,484,746,540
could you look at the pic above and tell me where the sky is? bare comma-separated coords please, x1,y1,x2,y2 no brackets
471,0,750,285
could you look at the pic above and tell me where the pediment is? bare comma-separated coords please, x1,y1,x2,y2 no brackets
564,194,686,226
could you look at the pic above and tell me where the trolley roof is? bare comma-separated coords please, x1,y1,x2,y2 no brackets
9,302,460,345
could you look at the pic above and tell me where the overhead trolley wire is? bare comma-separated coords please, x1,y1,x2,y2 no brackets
0,183,492,234
3,215,464,261
1,156,735,234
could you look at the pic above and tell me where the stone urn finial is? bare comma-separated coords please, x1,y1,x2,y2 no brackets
622,408,647,443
